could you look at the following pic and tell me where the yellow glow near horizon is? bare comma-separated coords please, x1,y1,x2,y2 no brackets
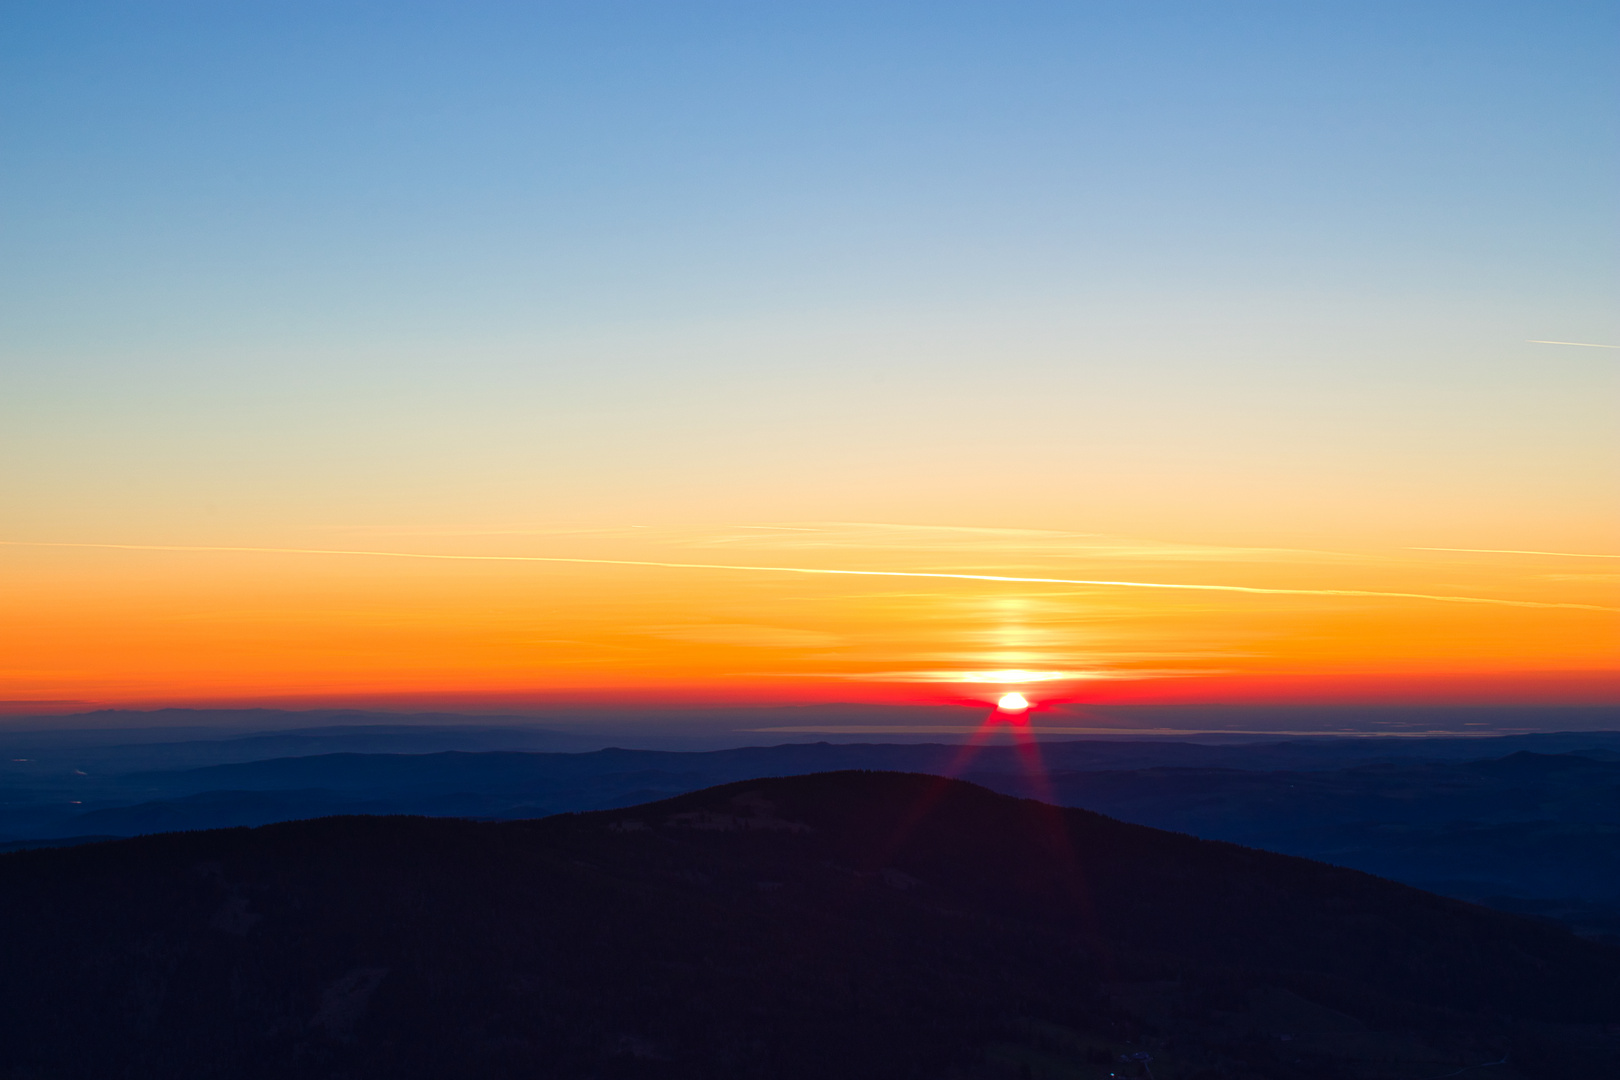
0,522,1614,711
958,670,1074,684
997,693,1030,712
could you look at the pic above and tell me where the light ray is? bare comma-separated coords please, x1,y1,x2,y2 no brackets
1526,340,1620,349
2,540,1613,612
1005,712,1056,806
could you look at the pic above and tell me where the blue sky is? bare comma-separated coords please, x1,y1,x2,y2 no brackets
4,1,1613,339
1,1,1615,547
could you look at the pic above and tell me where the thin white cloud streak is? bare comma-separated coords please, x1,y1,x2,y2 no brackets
1412,546,1620,560
4,541,1615,612
332,522,1365,565
691,522,1363,563
1526,340,1620,349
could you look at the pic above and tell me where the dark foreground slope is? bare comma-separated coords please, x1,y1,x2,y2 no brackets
0,773,1616,1080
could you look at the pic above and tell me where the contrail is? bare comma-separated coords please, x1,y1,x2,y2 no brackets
1413,546,1620,560
4,540,1614,612
1526,340,1620,349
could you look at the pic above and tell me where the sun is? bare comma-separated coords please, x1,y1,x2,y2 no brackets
996,692,1029,713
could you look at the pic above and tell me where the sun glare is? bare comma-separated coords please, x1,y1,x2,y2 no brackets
997,692,1029,712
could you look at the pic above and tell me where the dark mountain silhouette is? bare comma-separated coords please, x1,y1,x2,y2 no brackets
13,742,1620,940
980,751,1620,917
1,772,1616,1079
0,723,600,779
8,708,1620,782
9,704,1618,744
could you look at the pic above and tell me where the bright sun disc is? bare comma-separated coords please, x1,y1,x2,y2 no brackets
997,692,1029,712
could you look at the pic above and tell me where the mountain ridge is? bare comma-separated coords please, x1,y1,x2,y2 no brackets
1,770,1617,1078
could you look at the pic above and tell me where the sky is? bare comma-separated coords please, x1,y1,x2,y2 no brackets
1,1,1615,720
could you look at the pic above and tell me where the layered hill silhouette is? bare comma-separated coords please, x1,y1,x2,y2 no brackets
12,740,1620,938
1,771,1617,1079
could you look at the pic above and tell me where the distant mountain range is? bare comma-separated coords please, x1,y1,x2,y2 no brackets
7,728,1620,939
3,771,1616,1078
